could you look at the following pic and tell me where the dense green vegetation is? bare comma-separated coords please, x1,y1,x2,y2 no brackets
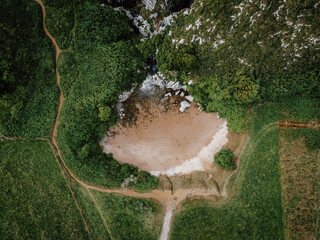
0,140,89,239
143,0,320,132
170,104,284,239
214,148,234,169
56,0,158,189
42,0,75,49
0,0,58,137
91,191,163,240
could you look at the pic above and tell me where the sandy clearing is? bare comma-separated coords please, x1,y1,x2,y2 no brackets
101,102,228,175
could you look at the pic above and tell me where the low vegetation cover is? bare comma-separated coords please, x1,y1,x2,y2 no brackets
171,104,284,239
279,128,319,240
0,0,58,138
70,184,112,240
0,141,89,239
91,191,163,240
214,148,234,169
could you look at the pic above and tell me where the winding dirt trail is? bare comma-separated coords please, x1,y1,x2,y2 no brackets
34,0,63,146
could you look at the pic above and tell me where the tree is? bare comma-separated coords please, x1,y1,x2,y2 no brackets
214,148,234,169
233,70,260,104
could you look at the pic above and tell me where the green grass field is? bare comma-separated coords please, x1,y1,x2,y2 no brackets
170,104,285,239
0,140,89,239
90,191,163,240
70,182,163,240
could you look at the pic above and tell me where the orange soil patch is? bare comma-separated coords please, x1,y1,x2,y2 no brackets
278,121,320,129
101,100,226,173
279,129,320,240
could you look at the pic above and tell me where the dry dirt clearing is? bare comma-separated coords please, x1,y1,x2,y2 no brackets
101,101,228,176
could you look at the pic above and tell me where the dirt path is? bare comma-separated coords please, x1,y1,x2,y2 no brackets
34,0,63,146
34,0,95,237
278,120,320,129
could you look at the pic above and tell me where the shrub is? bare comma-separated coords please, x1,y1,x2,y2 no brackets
214,148,234,169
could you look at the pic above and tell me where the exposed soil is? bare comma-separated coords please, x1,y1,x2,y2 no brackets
101,95,227,175
278,120,320,129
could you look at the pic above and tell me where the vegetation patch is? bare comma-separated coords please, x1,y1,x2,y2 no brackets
279,128,319,240
0,0,58,138
214,148,234,170
170,104,284,239
91,191,163,240
0,140,89,239
42,0,75,49
55,0,158,189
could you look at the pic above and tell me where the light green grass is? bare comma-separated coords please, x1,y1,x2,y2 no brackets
90,191,163,240
0,140,89,240
170,104,284,239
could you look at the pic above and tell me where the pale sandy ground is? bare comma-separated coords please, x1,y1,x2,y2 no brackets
101,102,228,176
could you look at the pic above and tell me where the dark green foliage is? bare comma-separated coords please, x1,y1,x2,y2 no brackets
0,0,58,137
265,70,320,101
42,0,75,49
188,75,250,133
171,104,284,239
146,0,320,133
156,36,197,76
56,1,158,190
0,141,89,239
214,148,234,169
72,0,131,51
279,96,320,122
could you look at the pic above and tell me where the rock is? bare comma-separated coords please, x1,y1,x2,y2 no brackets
185,95,193,102
179,101,191,112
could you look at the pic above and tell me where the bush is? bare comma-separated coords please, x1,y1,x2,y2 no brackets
214,148,234,169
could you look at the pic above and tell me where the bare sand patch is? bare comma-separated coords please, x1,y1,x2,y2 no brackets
101,97,228,176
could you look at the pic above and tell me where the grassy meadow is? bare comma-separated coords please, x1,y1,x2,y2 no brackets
0,140,89,239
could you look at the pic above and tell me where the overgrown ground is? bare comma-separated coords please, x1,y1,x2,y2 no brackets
91,191,163,240
170,104,284,239
71,182,163,240
0,140,89,239
279,129,319,240
278,96,320,239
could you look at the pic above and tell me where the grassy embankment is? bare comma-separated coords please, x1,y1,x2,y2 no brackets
170,104,285,239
